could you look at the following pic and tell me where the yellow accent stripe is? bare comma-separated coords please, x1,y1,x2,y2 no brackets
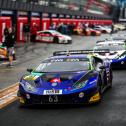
89,92,100,103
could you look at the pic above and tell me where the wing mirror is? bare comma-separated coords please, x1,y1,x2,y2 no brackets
27,68,33,73
99,66,106,70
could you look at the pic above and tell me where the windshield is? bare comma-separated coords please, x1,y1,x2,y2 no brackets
34,59,90,72
94,43,125,51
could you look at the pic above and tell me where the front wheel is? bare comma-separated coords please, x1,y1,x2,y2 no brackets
67,40,72,44
53,37,59,43
90,77,102,104
97,76,103,98
108,67,113,88
91,32,96,36
102,30,107,33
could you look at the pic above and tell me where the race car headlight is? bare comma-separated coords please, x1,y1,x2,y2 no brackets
25,82,37,92
79,92,84,98
20,79,37,92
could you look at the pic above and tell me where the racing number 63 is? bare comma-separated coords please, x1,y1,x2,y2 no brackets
49,96,58,103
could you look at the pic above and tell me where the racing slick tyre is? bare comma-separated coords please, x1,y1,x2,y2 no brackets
95,75,102,104
103,70,108,87
67,40,72,44
98,76,102,95
108,67,113,88
53,37,59,43
102,30,107,33
91,32,96,36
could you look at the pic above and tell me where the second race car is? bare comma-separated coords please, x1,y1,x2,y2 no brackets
94,39,126,68
73,27,101,36
18,50,113,106
93,25,112,33
0,43,16,61
36,30,72,44
0,44,7,60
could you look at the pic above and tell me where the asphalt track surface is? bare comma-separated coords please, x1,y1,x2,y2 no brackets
0,33,126,126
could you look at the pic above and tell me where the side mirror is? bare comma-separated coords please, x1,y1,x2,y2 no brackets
27,68,33,73
99,66,106,70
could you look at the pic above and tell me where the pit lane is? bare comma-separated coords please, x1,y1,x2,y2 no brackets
0,32,126,126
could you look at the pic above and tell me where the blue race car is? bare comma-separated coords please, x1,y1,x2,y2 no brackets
94,39,126,69
18,50,113,106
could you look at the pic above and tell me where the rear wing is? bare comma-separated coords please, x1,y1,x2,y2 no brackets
53,49,110,56
96,38,113,43
96,40,105,43
113,37,126,41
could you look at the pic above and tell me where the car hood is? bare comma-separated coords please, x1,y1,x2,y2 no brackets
23,71,88,90
95,50,125,60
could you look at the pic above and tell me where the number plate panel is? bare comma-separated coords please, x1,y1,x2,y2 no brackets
43,90,62,95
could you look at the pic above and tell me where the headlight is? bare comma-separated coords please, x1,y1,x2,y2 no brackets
79,92,84,98
20,79,37,92
25,82,37,92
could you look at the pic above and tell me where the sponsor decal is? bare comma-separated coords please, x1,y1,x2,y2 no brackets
18,11,28,16
42,13,49,18
24,75,39,81
50,58,86,62
66,58,80,62
59,14,64,18
43,89,62,95
1,10,13,15
66,15,70,18
51,59,64,62
51,83,58,87
118,55,126,60
31,12,40,16
52,14,57,18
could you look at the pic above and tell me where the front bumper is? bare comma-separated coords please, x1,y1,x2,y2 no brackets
18,87,100,105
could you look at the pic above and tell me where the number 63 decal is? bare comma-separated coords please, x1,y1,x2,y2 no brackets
49,96,58,103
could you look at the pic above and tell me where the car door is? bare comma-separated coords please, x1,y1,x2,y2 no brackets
41,32,54,43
